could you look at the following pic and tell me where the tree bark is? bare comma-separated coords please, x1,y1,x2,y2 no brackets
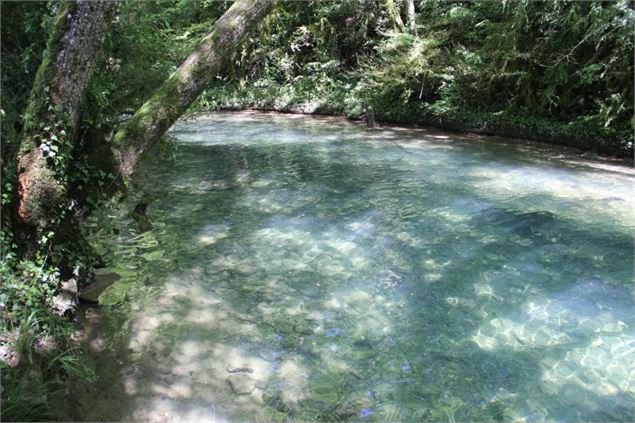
15,0,116,249
112,0,273,179
406,0,417,35
386,0,405,32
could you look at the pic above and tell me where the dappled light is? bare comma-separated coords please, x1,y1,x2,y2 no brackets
3,0,632,420
74,113,634,421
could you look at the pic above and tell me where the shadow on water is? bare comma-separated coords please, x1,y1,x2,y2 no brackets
73,112,635,422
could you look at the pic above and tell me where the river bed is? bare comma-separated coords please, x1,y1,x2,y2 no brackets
74,112,634,422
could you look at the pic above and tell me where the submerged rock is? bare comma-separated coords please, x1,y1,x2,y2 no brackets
352,337,373,349
131,202,153,233
227,365,255,374
335,396,373,420
79,270,121,303
299,378,342,411
93,281,129,306
211,255,261,276
262,390,290,412
227,374,256,395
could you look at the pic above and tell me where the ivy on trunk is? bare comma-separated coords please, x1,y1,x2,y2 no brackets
15,0,117,252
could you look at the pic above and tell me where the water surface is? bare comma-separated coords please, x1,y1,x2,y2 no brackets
77,112,634,422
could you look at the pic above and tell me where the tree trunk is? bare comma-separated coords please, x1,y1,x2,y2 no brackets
112,0,273,179
406,0,417,35
14,0,116,250
386,0,405,32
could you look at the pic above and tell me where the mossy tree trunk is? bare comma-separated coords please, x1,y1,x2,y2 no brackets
15,0,116,251
386,0,405,32
112,0,273,179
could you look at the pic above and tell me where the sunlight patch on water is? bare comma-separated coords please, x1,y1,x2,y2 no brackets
471,275,634,416
541,332,635,396
195,223,231,247
78,112,635,422
467,165,635,233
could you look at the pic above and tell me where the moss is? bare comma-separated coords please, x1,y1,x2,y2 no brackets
25,2,70,96
98,281,130,306
20,2,75,155
23,168,64,225
112,0,274,170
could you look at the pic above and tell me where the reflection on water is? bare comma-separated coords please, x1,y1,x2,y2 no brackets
77,112,634,422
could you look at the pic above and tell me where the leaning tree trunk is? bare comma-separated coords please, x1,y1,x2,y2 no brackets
15,0,116,251
112,0,273,178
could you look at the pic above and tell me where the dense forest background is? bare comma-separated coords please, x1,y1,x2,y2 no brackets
208,0,634,155
3,0,633,165
1,0,633,420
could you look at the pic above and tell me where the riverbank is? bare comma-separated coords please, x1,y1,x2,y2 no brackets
197,82,634,160
184,110,634,172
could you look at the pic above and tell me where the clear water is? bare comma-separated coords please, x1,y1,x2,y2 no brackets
77,112,635,422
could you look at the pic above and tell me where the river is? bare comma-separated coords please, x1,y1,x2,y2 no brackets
74,112,634,422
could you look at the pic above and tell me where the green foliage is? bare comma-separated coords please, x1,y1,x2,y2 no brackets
0,1,53,157
0,372,53,422
358,0,633,154
0,4,87,416
200,0,633,156
1,255,58,321
83,0,230,128
1,5,111,404
197,0,384,107
1,2,235,414
369,99,629,155
48,346,95,381
239,0,382,76
0,235,97,420
0,309,94,422
355,31,446,106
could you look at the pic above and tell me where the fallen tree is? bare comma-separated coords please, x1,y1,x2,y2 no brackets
112,0,273,179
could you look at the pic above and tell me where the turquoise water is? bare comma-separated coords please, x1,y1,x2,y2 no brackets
78,112,634,422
